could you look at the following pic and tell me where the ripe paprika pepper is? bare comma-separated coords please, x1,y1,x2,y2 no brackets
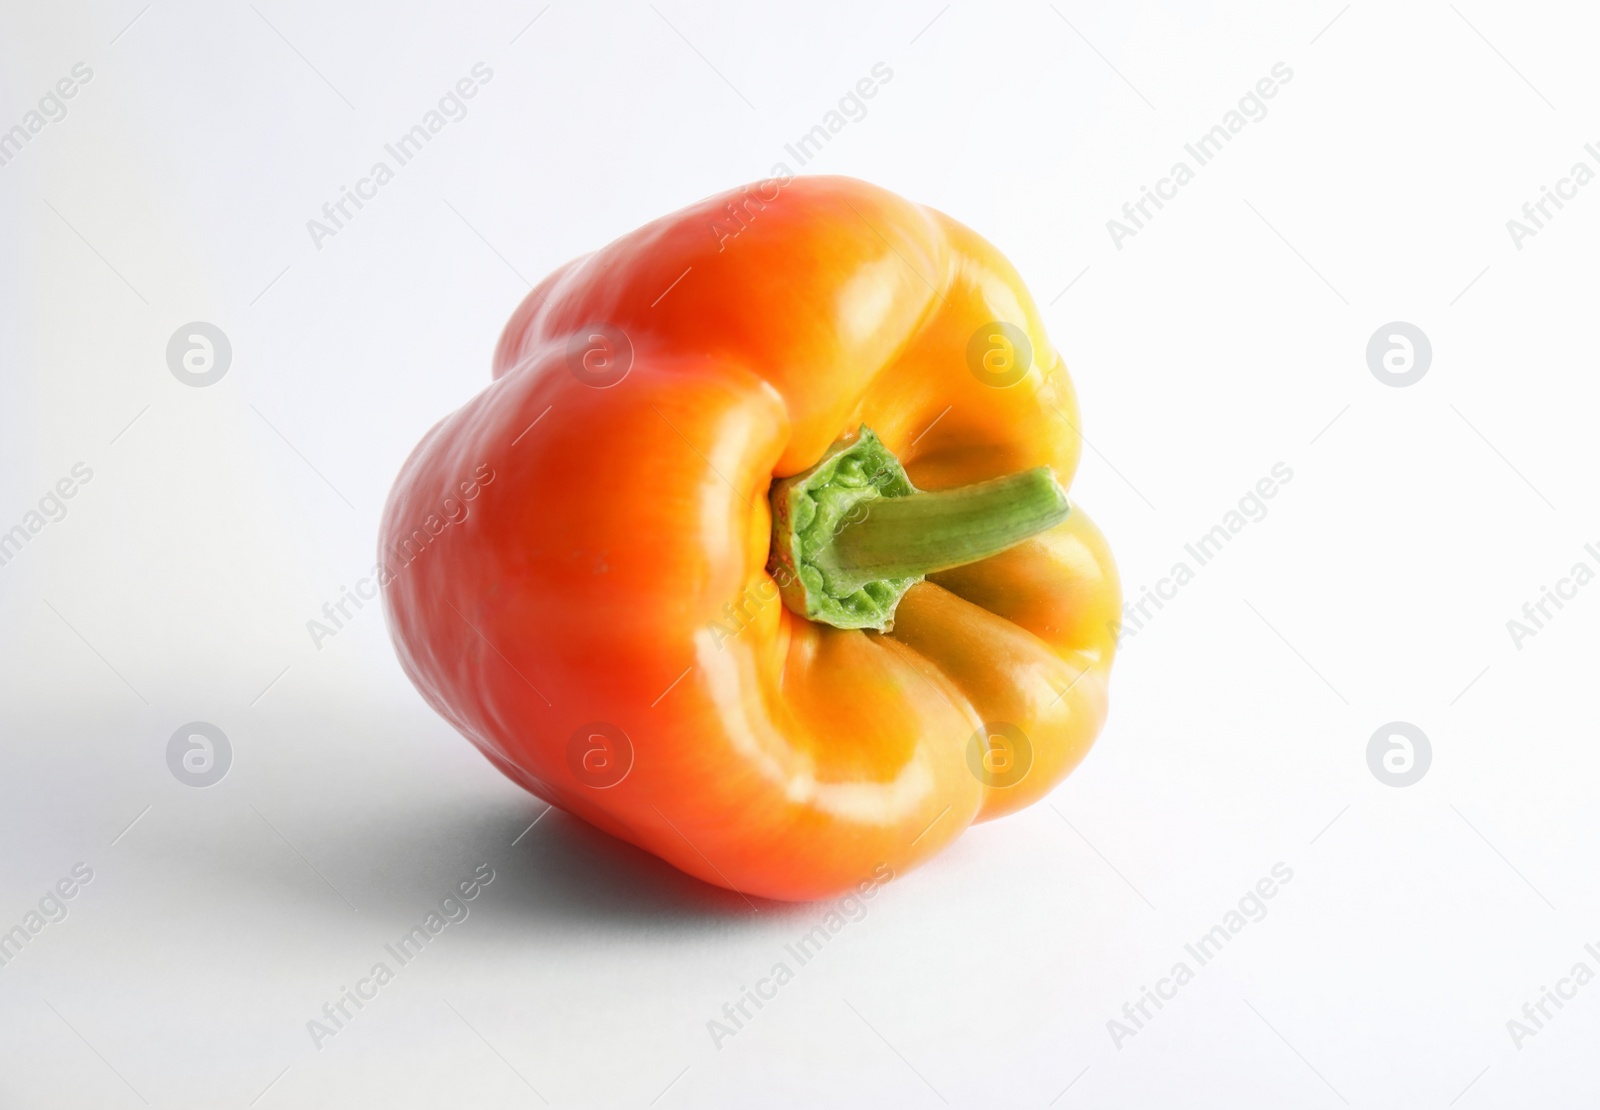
381,176,1119,902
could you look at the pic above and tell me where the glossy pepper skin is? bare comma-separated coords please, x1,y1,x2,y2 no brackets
381,176,1119,902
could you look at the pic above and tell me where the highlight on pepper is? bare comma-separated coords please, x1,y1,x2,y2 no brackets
379,175,1120,902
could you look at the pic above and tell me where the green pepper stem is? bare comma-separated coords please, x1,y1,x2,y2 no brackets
814,467,1070,593
766,427,1070,632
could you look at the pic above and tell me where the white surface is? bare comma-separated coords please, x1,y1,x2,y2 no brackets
3,1,1598,1106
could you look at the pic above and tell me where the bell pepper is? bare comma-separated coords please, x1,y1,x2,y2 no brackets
380,176,1119,902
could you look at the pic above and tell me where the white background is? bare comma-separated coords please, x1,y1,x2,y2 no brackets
3,1,1598,1106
